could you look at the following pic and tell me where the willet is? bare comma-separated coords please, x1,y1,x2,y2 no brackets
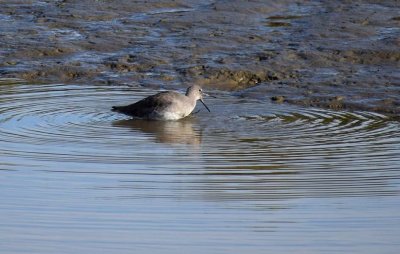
112,85,211,120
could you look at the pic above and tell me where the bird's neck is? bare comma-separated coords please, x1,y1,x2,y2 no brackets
186,93,197,102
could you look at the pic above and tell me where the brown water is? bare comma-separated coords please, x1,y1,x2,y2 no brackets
1,79,400,253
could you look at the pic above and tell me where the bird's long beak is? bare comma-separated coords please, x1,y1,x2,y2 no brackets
200,98,211,112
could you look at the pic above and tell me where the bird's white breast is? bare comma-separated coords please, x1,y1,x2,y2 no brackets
160,111,186,120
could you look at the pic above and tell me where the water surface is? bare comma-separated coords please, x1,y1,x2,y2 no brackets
0,80,399,253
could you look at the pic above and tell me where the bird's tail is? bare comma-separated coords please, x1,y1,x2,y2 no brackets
111,106,121,112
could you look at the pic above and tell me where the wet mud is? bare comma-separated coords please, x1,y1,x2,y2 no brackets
1,0,399,115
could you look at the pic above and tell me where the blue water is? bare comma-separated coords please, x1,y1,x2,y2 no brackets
0,81,399,253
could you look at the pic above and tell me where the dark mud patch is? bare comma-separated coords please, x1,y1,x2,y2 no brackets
265,21,292,27
179,66,277,90
104,54,168,74
13,46,76,59
20,65,100,83
179,66,297,91
267,15,306,20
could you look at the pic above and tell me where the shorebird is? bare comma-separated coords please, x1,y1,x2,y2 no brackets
112,85,211,120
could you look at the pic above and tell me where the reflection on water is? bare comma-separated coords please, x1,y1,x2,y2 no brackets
113,118,202,145
0,80,400,253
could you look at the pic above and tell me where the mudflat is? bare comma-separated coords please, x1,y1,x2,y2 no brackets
1,0,399,115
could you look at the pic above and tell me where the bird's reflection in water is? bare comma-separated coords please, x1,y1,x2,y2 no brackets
112,118,202,146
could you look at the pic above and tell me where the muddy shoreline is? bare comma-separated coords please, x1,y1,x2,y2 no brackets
1,0,399,115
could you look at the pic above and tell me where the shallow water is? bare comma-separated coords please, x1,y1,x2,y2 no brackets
1,80,399,253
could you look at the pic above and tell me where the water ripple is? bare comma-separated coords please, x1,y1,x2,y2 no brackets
0,81,399,201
